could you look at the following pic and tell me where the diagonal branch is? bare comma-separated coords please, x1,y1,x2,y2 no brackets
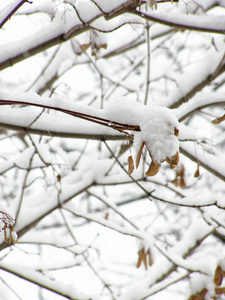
0,262,90,300
170,54,225,109
0,122,126,140
0,0,141,71
0,98,140,133
132,9,225,35
0,0,30,29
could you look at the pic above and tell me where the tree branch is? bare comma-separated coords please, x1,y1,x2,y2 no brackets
0,122,126,140
0,263,91,300
0,0,30,29
0,0,141,71
132,9,225,35
180,145,225,182
170,56,225,109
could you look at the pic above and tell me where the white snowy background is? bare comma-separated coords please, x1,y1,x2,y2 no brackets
0,0,225,299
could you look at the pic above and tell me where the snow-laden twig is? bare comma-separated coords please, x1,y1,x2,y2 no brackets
0,0,30,29
133,8,225,34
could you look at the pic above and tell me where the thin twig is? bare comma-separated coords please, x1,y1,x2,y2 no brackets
86,190,139,230
0,98,141,133
144,21,151,105
103,140,153,200
15,149,35,221
132,8,225,35
0,0,143,71
60,208,118,300
0,0,30,29
26,45,61,92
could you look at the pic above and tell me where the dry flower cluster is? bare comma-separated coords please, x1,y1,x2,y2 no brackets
0,211,18,244
128,125,179,176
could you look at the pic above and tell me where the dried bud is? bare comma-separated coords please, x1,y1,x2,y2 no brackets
128,155,134,175
194,161,200,178
166,151,179,169
172,164,186,188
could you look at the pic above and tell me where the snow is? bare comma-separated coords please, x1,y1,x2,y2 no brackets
175,92,225,121
121,218,213,300
10,230,18,242
0,93,179,166
0,146,36,175
165,50,225,108
93,0,128,13
15,0,59,15
63,202,145,239
0,0,21,26
75,0,101,23
180,140,225,181
0,261,90,300
0,4,81,62
138,107,179,164
140,8,225,32
0,1,225,300
104,97,179,164
0,205,15,221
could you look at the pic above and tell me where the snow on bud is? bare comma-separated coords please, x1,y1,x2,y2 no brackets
134,106,179,176
105,97,179,177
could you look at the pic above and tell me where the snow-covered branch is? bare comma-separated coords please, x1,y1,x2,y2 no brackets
0,1,225,299
133,8,225,34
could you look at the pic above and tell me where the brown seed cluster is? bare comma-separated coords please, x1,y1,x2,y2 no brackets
188,265,225,299
0,211,18,244
3,224,18,245
128,126,179,176
136,247,153,270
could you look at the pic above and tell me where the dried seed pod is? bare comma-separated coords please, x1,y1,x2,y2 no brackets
172,164,186,188
145,160,160,176
137,248,145,269
147,249,153,267
137,247,152,270
128,155,134,175
166,151,179,169
214,266,223,286
215,287,225,295
57,174,61,182
136,142,145,168
174,127,179,137
150,0,157,9
3,225,8,244
194,161,200,178
80,43,91,52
